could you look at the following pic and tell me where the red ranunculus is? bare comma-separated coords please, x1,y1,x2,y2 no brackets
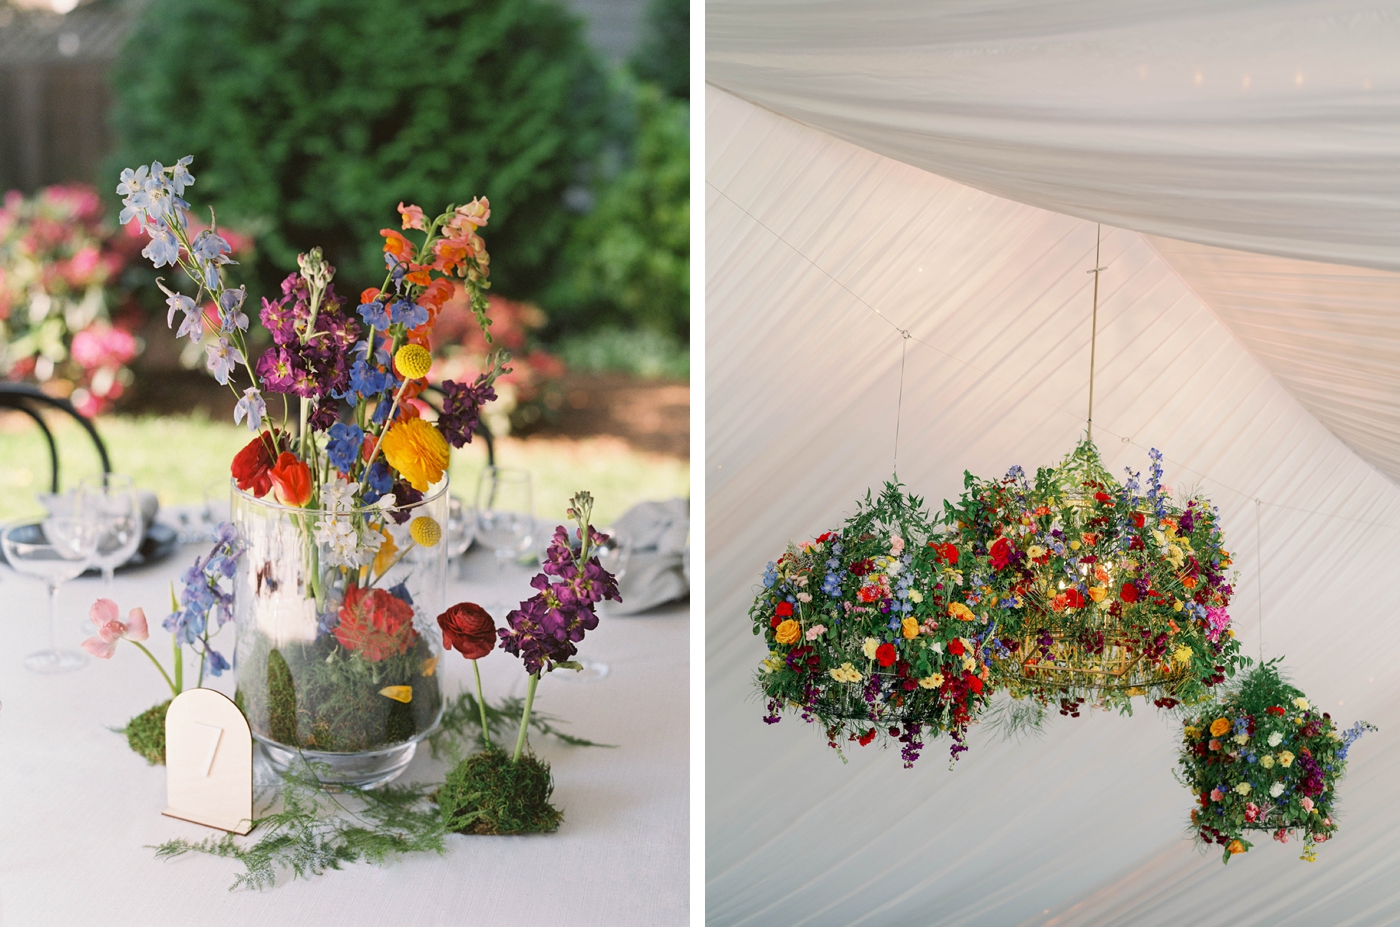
942,543,960,565
231,430,284,497
335,585,418,661
875,642,897,667
1266,706,1286,716
948,638,966,656
1120,583,1139,603
1094,491,1112,503
1132,512,1146,528
1062,588,1085,609
858,728,877,746
268,452,313,507
967,674,984,694
989,536,1012,570
775,601,794,617
438,602,497,660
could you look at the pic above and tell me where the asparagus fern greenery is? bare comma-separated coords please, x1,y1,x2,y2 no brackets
149,691,608,890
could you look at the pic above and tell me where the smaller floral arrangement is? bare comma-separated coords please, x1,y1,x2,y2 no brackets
939,439,1243,717
1177,660,1375,863
751,482,996,766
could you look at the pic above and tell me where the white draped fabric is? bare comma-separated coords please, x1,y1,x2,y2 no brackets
706,87,1400,926
707,0,1400,273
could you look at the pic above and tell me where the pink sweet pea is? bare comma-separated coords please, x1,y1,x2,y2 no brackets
1301,797,1315,813
81,598,149,659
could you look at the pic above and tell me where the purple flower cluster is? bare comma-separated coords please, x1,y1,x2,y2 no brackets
164,522,241,676
497,525,621,675
437,375,497,447
255,273,360,401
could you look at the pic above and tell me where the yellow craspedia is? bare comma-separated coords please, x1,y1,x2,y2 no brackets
410,515,442,547
380,417,450,491
394,343,433,380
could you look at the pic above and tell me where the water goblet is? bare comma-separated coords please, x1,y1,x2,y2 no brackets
79,474,143,591
444,495,477,581
474,467,534,610
3,516,99,673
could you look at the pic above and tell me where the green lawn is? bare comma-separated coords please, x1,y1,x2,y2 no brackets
0,412,688,528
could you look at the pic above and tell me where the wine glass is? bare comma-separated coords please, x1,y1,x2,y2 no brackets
444,495,476,580
596,534,631,619
79,474,144,591
474,467,533,608
3,513,99,673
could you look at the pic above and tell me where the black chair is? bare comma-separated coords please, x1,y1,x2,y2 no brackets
0,382,112,493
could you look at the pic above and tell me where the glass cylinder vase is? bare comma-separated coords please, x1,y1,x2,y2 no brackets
231,479,448,788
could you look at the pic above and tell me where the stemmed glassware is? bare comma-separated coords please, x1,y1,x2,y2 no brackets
3,493,100,673
474,467,534,610
79,474,144,591
444,495,477,580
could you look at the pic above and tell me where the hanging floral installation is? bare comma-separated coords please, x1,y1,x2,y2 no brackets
936,438,1245,720
1177,660,1375,863
751,483,997,766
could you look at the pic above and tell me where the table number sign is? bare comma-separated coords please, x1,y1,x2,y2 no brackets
162,688,254,835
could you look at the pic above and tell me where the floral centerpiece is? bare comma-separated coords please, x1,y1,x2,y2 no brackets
1177,660,1375,862
119,157,506,785
938,439,1243,718
751,483,996,766
0,184,143,414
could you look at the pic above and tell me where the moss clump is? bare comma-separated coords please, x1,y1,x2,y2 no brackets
123,699,172,765
266,648,299,744
437,748,562,835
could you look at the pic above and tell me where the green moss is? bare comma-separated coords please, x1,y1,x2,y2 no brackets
266,649,298,744
437,748,562,836
122,699,172,765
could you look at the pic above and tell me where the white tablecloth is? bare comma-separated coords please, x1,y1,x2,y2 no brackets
0,540,688,926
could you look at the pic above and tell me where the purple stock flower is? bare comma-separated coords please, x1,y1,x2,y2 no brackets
437,375,496,448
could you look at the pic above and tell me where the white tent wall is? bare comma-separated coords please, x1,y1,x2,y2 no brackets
706,87,1400,926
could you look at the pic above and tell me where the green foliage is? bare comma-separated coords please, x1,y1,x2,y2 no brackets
109,0,608,300
547,81,689,339
554,325,689,379
152,762,447,891
437,748,562,835
427,690,614,764
120,699,172,765
630,0,689,100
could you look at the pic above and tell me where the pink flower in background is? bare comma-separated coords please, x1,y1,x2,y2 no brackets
1204,605,1231,642
70,324,138,370
81,598,149,659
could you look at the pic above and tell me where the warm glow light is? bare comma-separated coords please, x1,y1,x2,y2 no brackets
50,0,78,12
1295,70,1305,87
1241,74,1251,90
1193,70,1204,87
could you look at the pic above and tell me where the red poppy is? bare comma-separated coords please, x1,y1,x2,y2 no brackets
948,638,966,656
858,728,877,746
268,452,313,508
775,601,794,618
1094,491,1112,503
989,536,1012,570
231,430,284,497
1132,512,1146,528
875,642,897,667
1120,583,1139,604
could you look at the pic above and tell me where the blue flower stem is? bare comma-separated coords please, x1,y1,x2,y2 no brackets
171,630,183,695
513,673,539,762
131,640,179,697
473,659,491,747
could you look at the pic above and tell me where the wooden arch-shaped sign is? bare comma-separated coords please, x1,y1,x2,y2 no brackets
163,688,254,835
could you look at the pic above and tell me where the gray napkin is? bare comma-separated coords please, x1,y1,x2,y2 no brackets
606,498,689,615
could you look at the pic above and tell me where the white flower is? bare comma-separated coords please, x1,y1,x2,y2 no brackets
1235,782,1252,796
320,479,356,513
796,592,812,603
1270,782,1285,798
908,589,924,603
1268,731,1283,747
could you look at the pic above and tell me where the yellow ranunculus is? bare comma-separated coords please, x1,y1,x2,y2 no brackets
948,602,974,621
1209,717,1232,737
918,673,943,689
901,617,920,639
774,619,801,645
1087,586,1107,603
380,417,450,491
1278,750,1295,768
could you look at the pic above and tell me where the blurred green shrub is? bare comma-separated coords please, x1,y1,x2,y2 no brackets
555,326,688,380
546,81,689,340
108,0,608,301
631,0,689,100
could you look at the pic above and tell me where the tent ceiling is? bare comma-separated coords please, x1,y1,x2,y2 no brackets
708,0,1400,273
707,86,1400,926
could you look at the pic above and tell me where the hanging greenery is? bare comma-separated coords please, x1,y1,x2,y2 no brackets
750,482,997,766
1176,660,1375,863
934,438,1245,721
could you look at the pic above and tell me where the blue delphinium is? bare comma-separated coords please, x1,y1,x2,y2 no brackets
164,523,240,678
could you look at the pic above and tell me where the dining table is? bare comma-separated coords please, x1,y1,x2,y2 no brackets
0,515,689,926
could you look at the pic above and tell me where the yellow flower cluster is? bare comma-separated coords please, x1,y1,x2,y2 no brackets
829,662,862,683
901,617,920,639
1278,750,1295,768
917,673,943,689
774,619,801,645
1209,717,1231,737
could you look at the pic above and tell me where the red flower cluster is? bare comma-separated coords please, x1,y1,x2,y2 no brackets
875,642,897,667
947,638,966,656
1120,583,1140,603
989,536,1013,570
334,585,418,661
231,431,286,497
928,542,959,565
